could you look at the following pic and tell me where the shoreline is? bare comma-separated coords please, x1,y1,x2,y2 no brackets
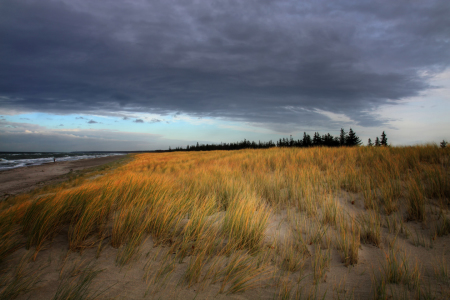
0,155,128,200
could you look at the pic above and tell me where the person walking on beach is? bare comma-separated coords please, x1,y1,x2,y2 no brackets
53,157,56,163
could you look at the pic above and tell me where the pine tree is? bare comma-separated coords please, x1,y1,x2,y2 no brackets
375,137,380,147
345,128,362,146
333,137,340,146
367,138,373,147
313,132,322,146
441,140,448,148
303,132,312,147
339,128,347,146
322,133,334,147
380,131,388,146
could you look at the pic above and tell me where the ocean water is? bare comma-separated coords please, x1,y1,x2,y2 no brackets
0,152,125,171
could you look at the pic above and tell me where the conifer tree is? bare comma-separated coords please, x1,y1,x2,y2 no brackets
367,138,373,147
441,140,448,148
333,137,340,146
375,137,380,146
380,131,388,146
322,133,334,146
313,132,322,146
345,128,362,146
339,128,347,146
303,132,312,147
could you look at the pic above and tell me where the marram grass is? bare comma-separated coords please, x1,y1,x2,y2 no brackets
0,145,449,298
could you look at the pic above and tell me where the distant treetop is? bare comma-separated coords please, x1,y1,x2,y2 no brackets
168,128,378,152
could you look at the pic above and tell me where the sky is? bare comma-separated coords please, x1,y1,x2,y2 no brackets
1,0,449,151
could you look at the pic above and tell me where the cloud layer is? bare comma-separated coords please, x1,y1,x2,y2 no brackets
1,0,449,131
0,119,191,151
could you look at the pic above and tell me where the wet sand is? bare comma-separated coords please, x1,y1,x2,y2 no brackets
0,155,127,200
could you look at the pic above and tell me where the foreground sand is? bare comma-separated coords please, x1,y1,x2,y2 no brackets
0,155,127,201
5,203,450,300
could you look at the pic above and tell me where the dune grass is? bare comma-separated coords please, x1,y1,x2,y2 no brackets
337,218,360,266
0,252,42,300
53,262,104,300
358,211,382,247
0,145,449,298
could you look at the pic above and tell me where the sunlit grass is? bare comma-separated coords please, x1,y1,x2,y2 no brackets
222,192,271,252
0,145,449,298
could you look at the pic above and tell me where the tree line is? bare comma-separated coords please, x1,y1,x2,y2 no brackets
169,128,389,152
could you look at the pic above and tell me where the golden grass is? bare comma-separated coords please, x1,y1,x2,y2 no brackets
311,245,331,284
358,211,382,247
0,145,449,298
222,192,271,252
337,218,360,266
371,249,422,299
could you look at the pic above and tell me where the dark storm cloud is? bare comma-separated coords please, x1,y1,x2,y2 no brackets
1,0,449,130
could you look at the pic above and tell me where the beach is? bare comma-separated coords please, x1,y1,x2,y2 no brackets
0,155,127,201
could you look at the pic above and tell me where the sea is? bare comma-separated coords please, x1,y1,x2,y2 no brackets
0,152,126,171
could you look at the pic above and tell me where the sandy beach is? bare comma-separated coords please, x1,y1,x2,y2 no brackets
0,155,127,201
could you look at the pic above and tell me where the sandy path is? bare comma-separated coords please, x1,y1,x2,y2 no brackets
0,155,127,200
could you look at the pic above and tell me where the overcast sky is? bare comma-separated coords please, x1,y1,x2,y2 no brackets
1,0,449,151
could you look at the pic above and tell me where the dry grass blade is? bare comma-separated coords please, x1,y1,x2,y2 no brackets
337,219,360,266
406,179,427,222
312,245,331,284
0,253,42,300
53,263,105,300
0,215,23,265
222,193,271,252
217,251,273,294
358,211,382,247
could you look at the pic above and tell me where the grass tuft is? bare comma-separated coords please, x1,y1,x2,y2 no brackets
337,219,360,266
406,179,427,222
358,211,382,247
53,263,104,300
0,253,42,300
222,193,271,252
312,245,331,284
